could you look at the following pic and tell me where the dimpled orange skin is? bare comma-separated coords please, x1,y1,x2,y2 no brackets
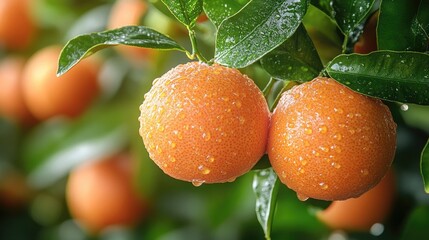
0,0,37,50
268,77,396,201
0,57,35,125
66,154,146,233
22,45,99,120
317,169,395,231
139,62,270,184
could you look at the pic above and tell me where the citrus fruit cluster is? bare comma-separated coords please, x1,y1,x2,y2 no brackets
139,62,397,201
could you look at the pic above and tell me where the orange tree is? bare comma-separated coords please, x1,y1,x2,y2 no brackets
9,0,428,239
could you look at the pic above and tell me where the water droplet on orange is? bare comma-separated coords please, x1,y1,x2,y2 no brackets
202,132,211,141
191,180,204,187
319,125,328,133
297,193,309,201
304,128,313,135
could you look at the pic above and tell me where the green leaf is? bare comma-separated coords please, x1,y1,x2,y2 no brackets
57,26,185,76
326,51,429,105
421,139,429,193
161,0,203,27
260,24,323,82
400,206,429,240
215,0,309,68
253,168,280,240
203,0,249,28
311,0,376,34
332,0,375,34
22,106,128,188
378,0,429,51
412,0,429,51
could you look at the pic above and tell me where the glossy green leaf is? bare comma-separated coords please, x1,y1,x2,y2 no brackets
22,106,128,188
215,0,309,68
260,24,323,82
57,26,185,76
421,139,429,193
378,0,429,51
326,51,429,105
203,0,249,28
161,0,203,27
412,0,429,51
332,0,375,34
253,168,280,240
311,0,375,34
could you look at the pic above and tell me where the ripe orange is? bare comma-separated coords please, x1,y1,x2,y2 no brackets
354,11,378,54
317,169,396,231
0,56,35,125
66,154,146,233
267,77,396,201
107,0,154,62
0,0,37,50
22,45,99,120
139,62,270,185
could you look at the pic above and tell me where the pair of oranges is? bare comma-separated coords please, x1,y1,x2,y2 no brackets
139,61,397,203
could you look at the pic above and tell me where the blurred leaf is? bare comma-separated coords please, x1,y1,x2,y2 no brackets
0,118,20,167
421,139,429,193
303,5,343,64
311,0,376,34
253,168,280,240
161,0,203,27
57,26,186,76
203,0,249,28
260,24,323,82
400,206,429,240
215,0,309,68
22,106,129,189
326,51,429,105
65,4,111,40
378,0,429,51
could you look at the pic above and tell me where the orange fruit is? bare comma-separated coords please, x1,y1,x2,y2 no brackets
139,62,270,185
354,11,378,54
66,154,146,233
22,45,99,120
0,56,35,125
317,168,396,231
0,0,37,50
267,77,396,201
107,0,154,62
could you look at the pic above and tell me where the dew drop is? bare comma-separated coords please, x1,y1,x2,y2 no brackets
198,165,211,175
319,146,329,152
156,146,163,154
333,133,342,140
347,113,354,118
173,130,183,139
169,142,176,148
221,96,229,102
304,128,313,135
192,180,205,187
234,101,242,108
227,177,236,182
331,162,341,169
297,193,309,201
349,129,356,134
281,171,287,178
206,155,215,163
168,155,176,163
301,160,308,166
361,169,369,176
400,104,409,111
157,125,165,132
319,182,329,190
298,167,305,174
318,125,328,133
202,132,211,141
239,116,245,125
